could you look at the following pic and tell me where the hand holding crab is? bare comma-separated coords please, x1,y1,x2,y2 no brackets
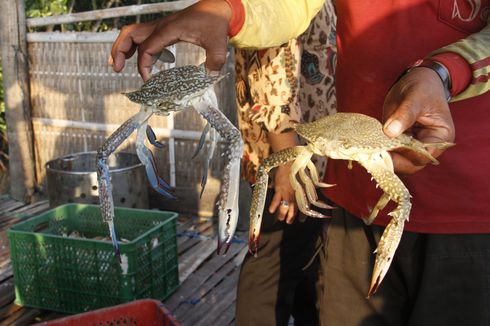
249,112,453,297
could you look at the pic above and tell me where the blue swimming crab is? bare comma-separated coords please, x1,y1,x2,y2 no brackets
249,112,453,296
97,63,243,261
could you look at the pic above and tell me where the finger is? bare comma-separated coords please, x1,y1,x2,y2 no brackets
383,101,419,138
111,22,157,73
277,201,290,222
391,152,426,174
136,20,181,80
203,43,228,73
268,192,282,214
285,204,298,224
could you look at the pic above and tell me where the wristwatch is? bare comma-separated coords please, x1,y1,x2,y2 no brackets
406,58,452,101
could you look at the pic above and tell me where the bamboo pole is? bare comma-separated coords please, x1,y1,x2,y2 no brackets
32,117,211,141
0,0,36,202
26,0,197,28
27,31,119,43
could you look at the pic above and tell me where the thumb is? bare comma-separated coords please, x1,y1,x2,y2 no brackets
203,43,228,73
383,103,418,138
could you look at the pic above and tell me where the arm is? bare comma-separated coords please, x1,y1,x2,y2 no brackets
267,131,301,224
236,38,303,223
382,21,490,174
111,0,323,79
430,23,490,101
227,0,324,49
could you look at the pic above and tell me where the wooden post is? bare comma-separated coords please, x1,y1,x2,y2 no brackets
0,0,36,202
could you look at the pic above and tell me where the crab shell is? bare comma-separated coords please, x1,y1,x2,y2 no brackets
296,112,432,159
124,65,221,112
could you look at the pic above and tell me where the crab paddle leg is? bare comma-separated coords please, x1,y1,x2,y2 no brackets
97,108,153,261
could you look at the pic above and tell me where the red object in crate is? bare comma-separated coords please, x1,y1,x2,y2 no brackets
37,299,180,326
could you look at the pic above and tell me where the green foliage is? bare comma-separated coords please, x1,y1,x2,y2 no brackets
25,0,68,18
26,0,176,32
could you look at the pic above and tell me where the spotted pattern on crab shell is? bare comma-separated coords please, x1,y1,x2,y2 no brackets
124,66,219,108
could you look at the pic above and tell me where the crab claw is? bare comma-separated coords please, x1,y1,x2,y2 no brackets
189,87,242,255
216,150,241,255
146,125,165,148
248,166,269,256
108,221,121,263
367,208,407,297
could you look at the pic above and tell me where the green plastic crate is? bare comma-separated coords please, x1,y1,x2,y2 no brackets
8,203,179,314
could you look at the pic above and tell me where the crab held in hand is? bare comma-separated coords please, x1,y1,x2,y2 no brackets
97,64,243,261
249,112,453,296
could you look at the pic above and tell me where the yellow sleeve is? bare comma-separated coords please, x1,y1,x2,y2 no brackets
229,0,325,49
432,22,490,101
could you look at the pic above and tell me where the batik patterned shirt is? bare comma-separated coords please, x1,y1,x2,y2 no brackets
234,2,337,184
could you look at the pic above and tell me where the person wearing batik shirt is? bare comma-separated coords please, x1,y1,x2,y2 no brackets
234,3,336,325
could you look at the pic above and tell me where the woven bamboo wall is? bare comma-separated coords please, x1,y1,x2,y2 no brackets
28,38,236,215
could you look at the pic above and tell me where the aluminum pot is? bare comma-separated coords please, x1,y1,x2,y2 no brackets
46,151,149,209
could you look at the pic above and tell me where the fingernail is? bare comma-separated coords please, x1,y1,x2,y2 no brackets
385,120,402,137
108,55,114,66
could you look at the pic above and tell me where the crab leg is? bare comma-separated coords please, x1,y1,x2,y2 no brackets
199,127,218,198
290,151,330,218
306,160,335,188
365,193,391,225
191,88,243,255
249,146,312,255
298,167,334,210
191,122,218,196
192,122,211,159
136,118,175,199
397,134,454,164
96,108,153,261
358,152,412,297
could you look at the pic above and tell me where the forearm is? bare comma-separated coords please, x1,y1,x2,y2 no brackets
430,23,490,101
268,131,300,153
225,0,324,49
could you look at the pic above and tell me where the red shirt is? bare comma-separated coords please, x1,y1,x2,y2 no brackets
323,0,490,233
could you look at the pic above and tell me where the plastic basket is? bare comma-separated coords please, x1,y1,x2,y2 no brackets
36,299,180,325
8,204,179,314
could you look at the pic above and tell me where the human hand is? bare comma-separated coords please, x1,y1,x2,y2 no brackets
268,163,299,224
382,67,456,174
111,0,231,80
